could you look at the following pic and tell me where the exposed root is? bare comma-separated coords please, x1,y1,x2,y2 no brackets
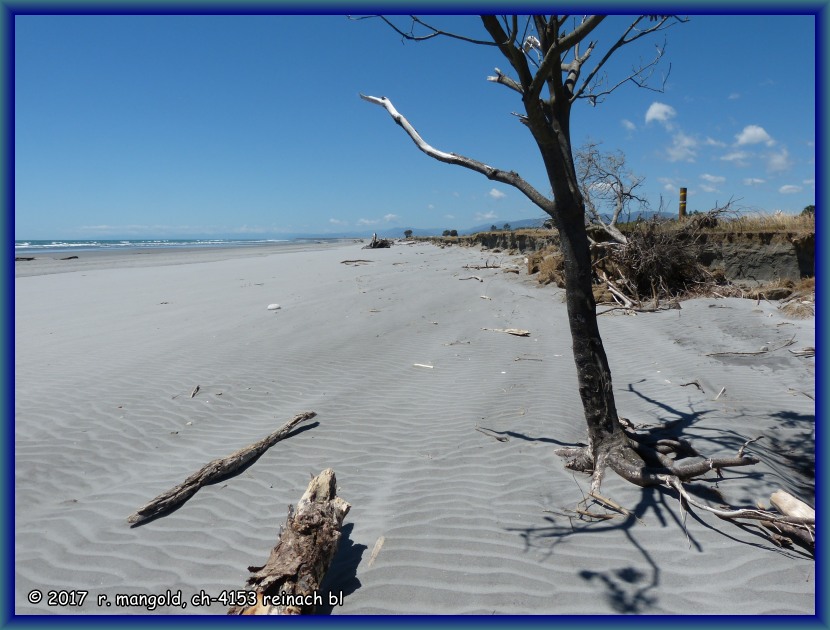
554,422,813,553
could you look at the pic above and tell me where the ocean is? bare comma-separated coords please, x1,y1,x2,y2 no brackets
13,238,342,256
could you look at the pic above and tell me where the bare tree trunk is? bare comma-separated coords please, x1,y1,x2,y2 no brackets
517,92,625,478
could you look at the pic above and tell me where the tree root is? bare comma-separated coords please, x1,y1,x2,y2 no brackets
554,426,815,552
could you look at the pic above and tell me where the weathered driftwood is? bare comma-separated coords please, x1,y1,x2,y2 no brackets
127,411,316,526
770,490,815,519
763,490,815,552
228,468,351,615
362,233,391,249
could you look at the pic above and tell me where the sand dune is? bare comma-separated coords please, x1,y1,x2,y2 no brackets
14,241,815,615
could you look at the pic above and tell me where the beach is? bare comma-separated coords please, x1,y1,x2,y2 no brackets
14,240,815,615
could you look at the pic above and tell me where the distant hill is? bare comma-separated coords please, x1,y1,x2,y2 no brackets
288,210,676,241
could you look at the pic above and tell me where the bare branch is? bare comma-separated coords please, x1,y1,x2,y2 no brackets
487,67,524,94
480,15,534,91
349,15,499,46
666,476,815,527
529,15,606,98
360,93,555,215
572,16,687,103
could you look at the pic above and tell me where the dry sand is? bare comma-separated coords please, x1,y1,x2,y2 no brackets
14,241,815,615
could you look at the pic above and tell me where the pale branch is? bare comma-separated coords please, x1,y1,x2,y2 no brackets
487,67,524,94
360,93,555,215
127,411,317,526
563,41,597,94
480,16,534,91
665,476,816,527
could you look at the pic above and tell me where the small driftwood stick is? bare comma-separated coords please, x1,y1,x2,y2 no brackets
127,411,316,526
228,468,351,615
481,327,530,337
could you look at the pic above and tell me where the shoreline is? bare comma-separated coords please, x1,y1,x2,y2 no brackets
14,241,815,614
13,238,359,278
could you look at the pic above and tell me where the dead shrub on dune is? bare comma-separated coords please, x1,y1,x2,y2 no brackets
591,208,732,308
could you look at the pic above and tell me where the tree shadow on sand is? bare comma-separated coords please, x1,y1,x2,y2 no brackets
504,385,814,612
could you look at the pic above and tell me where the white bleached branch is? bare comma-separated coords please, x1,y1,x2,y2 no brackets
359,94,555,215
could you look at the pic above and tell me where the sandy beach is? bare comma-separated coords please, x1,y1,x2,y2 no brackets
14,240,815,615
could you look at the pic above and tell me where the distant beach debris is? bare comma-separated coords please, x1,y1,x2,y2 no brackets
267,304,281,310
482,327,531,337
15,256,35,261
340,259,373,266
60,255,79,260
363,233,392,249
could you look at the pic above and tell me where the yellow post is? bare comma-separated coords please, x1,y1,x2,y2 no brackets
679,187,687,219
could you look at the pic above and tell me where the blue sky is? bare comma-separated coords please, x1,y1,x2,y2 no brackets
14,13,817,239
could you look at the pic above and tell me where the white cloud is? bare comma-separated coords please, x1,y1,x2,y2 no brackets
666,132,697,162
329,218,346,225
452,191,460,198
700,184,720,193
658,177,677,192
383,213,399,222
475,211,498,221
735,125,775,147
742,178,766,186
766,148,792,173
803,178,815,186
778,185,802,194
621,119,636,131
728,92,740,100
720,150,751,166
700,174,726,184
704,137,727,148
444,214,455,219
488,188,506,200
427,203,435,209
645,102,676,127
357,218,379,226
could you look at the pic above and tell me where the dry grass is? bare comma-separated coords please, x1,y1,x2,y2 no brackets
643,211,816,235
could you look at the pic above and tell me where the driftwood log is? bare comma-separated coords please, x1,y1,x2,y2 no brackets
228,468,351,615
127,411,316,526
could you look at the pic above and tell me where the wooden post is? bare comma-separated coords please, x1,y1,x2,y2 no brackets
679,187,687,219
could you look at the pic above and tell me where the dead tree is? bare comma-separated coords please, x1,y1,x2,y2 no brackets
576,141,649,245
359,15,813,538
